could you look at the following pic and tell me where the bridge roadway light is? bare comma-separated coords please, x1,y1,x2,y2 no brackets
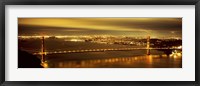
177,46,182,49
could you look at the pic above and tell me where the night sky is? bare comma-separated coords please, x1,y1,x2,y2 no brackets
18,18,182,38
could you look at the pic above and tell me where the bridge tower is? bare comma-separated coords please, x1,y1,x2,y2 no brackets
147,36,150,55
41,36,45,63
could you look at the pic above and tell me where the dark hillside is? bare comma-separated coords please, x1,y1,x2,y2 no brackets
18,49,43,68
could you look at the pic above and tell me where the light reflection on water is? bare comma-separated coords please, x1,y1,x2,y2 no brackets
45,54,182,68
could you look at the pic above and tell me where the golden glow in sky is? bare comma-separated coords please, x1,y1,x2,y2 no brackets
18,18,182,38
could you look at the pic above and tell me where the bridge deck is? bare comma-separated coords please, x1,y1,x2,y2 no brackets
33,47,181,55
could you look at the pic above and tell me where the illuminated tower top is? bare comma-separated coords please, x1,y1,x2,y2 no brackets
147,36,150,49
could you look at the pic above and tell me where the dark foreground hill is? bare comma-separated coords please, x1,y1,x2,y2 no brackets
18,49,43,68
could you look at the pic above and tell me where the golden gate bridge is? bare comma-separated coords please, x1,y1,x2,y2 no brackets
38,36,181,63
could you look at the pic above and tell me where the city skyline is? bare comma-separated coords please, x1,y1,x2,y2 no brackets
18,18,182,38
